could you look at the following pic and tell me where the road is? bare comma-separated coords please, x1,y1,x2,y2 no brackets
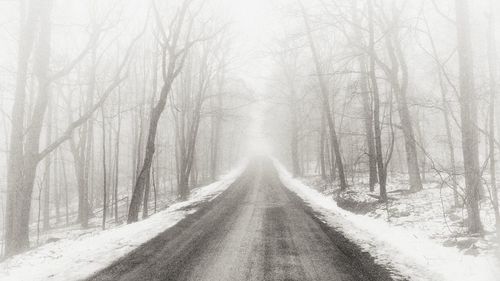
88,159,395,281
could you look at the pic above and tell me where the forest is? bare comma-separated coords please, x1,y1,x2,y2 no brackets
266,0,499,236
0,0,499,280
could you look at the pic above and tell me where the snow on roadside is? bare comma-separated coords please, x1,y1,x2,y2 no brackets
0,162,246,281
274,160,500,281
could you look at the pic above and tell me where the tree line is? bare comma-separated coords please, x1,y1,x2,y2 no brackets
266,0,498,235
0,0,251,257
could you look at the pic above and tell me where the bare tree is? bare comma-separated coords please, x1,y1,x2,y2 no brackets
381,4,423,192
455,0,483,233
368,0,388,201
128,0,197,222
4,0,141,254
209,48,228,181
420,15,460,206
299,1,348,190
487,0,500,229
174,39,217,199
352,0,377,190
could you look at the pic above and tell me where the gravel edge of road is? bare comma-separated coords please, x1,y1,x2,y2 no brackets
84,175,247,281
280,178,407,281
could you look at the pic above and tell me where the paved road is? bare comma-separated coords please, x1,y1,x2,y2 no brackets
88,159,394,281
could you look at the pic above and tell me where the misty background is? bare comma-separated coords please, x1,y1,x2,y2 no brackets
0,0,500,268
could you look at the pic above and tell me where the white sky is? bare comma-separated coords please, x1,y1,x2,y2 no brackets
0,0,287,155
219,0,285,155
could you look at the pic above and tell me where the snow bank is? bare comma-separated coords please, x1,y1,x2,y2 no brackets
274,160,500,281
0,163,246,281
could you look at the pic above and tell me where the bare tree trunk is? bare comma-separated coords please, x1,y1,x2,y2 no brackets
101,109,107,230
142,172,151,219
43,98,53,230
279,56,302,177
5,0,49,255
210,69,224,181
444,102,460,206
131,116,139,190
5,2,135,254
128,86,166,223
368,0,387,201
319,112,327,180
114,89,121,223
128,0,194,223
384,12,423,192
487,1,500,230
290,94,301,177
72,39,98,228
422,18,460,206
152,160,158,213
299,1,347,190
61,148,69,226
26,0,53,239
190,155,198,187
415,114,427,182
455,0,483,233
360,59,377,191
178,90,205,199
352,1,377,190
36,183,42,246
54,146,60,223
324,115,336,181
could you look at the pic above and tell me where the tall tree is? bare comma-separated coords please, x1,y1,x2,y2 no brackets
101,109,107,230
487,0,500,229
352,0,377,190
299,1,348,190
4,0,140,253
382,4,423,192
209,53,226,181
421,16,460,206
275,42,302,177
128,0,197,222
5,0,41,255
174,40,215,199
455,0,483,233
368,0,388,201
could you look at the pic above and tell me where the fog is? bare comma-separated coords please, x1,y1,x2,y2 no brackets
0,0,500,279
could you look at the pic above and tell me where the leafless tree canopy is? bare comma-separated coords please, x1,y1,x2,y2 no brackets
0,0,499,269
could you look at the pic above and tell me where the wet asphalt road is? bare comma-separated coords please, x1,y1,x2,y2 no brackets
87,159,395,281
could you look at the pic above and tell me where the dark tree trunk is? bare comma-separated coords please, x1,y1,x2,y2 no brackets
128,0,192,223
367,0,387,201
128,82,172,223
142,172,151,219
101,110,107,230
319,112,327,180
300,2,347,190
114,90,121,223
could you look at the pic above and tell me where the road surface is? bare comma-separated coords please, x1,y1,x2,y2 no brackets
88,159,395,281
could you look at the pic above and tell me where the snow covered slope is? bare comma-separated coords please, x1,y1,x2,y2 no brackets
274,160,500,281
0,164,245,281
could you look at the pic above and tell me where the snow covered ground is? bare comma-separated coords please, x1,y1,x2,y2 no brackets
0,163,245,281
304,173,499,245
274,160,500,281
